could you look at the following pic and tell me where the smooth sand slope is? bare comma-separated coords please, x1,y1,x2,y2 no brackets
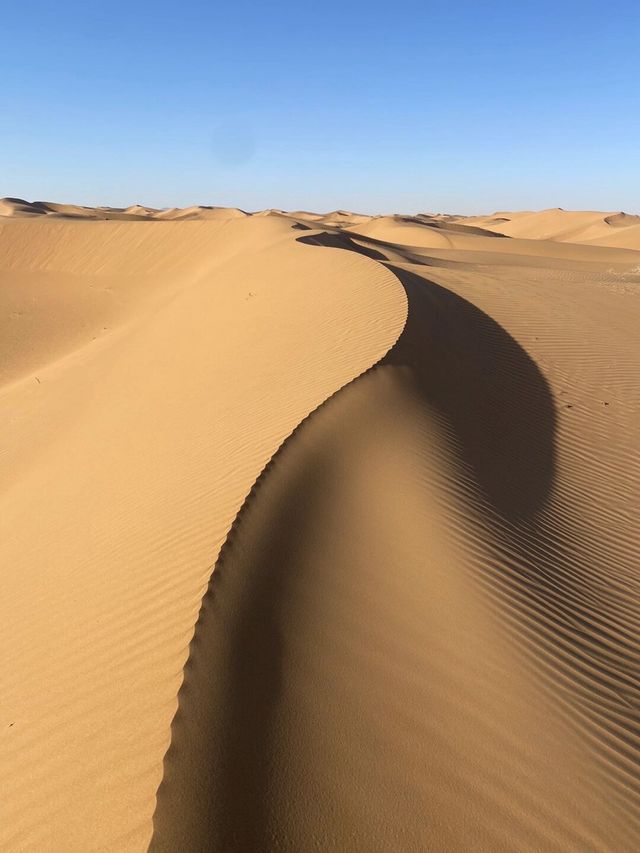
151,220,640,852
450,207,640,249
0,213,405,851
1,202,640,851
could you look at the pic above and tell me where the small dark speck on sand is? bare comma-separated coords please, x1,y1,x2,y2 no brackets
566,404,573,409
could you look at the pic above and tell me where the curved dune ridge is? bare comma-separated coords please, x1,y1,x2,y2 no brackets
4,198,640,250
0,197,250,221
1,206,639,851
452,207,640,249
0,216,405,851
152,227,640,851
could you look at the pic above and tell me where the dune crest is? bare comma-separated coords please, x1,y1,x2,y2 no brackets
454,207,640,249
1,205,639,851
0,215,405,851
0,198,250,221
151,227,640,852
4,199,639,249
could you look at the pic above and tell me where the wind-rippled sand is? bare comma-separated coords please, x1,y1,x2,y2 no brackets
1,201,639,851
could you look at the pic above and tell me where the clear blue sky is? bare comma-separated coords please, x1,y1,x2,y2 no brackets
3,1,639,213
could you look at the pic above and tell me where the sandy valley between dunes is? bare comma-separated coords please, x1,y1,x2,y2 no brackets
1,201,639,851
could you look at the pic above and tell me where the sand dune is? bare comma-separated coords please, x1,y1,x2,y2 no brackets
5,198,639,249
1,204,640,850
455,207,640,249
0,214,404,851
0,198,249,221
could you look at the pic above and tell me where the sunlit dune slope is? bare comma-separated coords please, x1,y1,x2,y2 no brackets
0,197,249,221
454,207,640,249
4,198,639,250
2,204,640,852
153,219,640,852
0,215,405,851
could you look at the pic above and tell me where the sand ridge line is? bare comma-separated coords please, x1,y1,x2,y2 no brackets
2,210,639,851
150,241,637,851
150,287,410,852
0,222,406,852
151,232,639,850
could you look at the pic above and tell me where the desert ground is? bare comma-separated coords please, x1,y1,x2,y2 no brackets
1,199,639,851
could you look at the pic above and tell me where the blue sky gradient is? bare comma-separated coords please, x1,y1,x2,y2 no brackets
3,1,639,213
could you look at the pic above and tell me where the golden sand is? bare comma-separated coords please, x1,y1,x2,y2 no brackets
2,202,639,851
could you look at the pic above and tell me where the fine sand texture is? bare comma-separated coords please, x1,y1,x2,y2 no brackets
1,202,640,851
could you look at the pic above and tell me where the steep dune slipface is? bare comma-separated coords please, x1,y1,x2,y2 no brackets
2,206,640,851
152,225,640,851
0,218,405,851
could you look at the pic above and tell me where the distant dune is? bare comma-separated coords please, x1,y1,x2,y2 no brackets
0,197,250,221
1,203,639,851
3,198,640,250
452,206,640,250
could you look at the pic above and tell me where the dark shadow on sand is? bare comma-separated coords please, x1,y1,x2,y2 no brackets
150,447,339,852
299,232,556,522
150,235,557,851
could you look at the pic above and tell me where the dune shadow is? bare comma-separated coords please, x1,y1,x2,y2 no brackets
150,236,558,851
397,215,510,239
298,232,557,522
298,237,640,764
383,265,556,521
297,230,389,261
151,444,339,852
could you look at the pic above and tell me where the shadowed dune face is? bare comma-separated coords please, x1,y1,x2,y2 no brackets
152,343,489,851
151,242,628,852
3,209,639,851
297,229,389,261
150,365,564,852
300,234,557,522
381,266,555,521
0,217,407,852
152,447,338,852
306,237,640,768
151,230,640,851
